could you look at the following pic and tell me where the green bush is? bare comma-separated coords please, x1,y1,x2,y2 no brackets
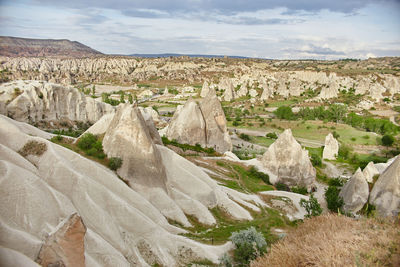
239,133,251,141
229,227,267,266
300,194,322,218
275,182,290,191
275,106,294,120
311,153,322,167
325,185,344,212
266,132,278,139
382,134,395,147
328,178,345,187
249,166,270,184
108,157,123,170
338,144,352,160
77,133,105,159
291,186,308,195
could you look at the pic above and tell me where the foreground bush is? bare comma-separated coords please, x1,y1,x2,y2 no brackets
221,227,267,267
325,185,344,212
108,157,123,170
300,195,322,218
251,214,400,267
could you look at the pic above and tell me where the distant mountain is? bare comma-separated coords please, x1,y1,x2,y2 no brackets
0,36,103,57
127,53,250,59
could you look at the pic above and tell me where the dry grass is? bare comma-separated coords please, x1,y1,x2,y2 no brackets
18,140,47,157
251,214,400,267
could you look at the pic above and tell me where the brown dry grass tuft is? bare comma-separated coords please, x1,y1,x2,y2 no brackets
251,214,400,267
18,140,47,157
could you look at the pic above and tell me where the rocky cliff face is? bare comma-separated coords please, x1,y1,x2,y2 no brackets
0,36,102,57
0,80,114,126
166,88,232,153
261,129,316,189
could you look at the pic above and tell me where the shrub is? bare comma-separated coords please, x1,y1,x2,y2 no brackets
381,134,394,147
300,194,322,218
325,185,344,212
266,132,278,139
50,135,63,142
230,227,267,266
310,153,322,167
249,166,270,184
18,140,47,157
328,178,345,187
275,182,290,191
338,144,351,160
291,186,308,195
239,133,251,141
77,133,98,150
275,106,294,120
108,157,123,170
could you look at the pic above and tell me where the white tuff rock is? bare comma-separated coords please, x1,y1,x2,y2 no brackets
369,156,400,217
322,133,339,160
261,129,316,188
362,161,380,183
339,168,369,214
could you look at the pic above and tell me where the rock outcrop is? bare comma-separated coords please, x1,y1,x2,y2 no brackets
322,133,339,160
0,114,237,266
362,161,380,183
339,168,369,214
36,213,86,267
261,129,316,188
200,81,210,97
369,156,400,217
0,80,114,125
166,89,232,153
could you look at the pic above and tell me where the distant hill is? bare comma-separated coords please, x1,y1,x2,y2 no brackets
0,36,103,57
128,53,250,59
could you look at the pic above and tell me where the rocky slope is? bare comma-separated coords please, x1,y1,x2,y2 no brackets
0,111,271,266
0,36,102,57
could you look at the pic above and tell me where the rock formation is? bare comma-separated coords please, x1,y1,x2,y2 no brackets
261,129,316,188
362,161,380,183
0,80,114,125
200,81,210,97
322,133,339,160
36,213,86,267
0,114,254,266
369,156,400,217
166,88,232,153
339,168,369,214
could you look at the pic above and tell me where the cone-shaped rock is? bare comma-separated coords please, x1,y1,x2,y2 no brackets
322,133,339,160
166,98,206,146
362,161,379,183
261,129,315,188
200,87,232,153
103,103,167,190
339,168,369,214
369,156,400,217
200,81,210,98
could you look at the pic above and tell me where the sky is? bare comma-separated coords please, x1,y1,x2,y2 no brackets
0,0,399,59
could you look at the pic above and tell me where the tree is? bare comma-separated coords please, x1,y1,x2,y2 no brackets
275,106,294,120
382,134,394,147
128,93,133,104
120,91,125,103
300,194,322,218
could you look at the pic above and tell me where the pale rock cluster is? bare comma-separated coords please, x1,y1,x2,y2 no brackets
0,80,114,124
340,157,399,217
